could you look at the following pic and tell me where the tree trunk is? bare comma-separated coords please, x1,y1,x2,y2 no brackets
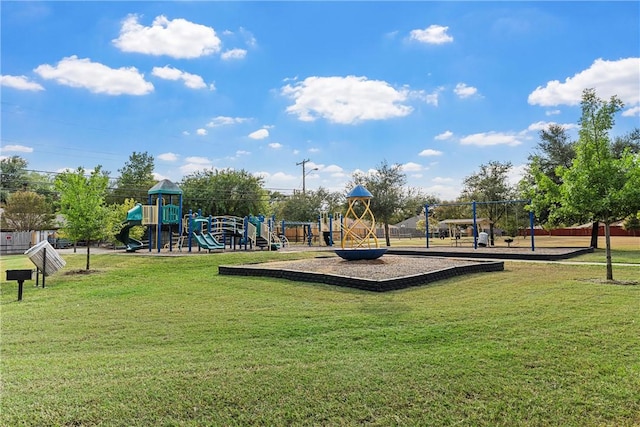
605,222,613,281
384,222,391,247
86,240,91,270
590,221,599,248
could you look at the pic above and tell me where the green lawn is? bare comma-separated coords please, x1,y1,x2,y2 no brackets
1,251,639,426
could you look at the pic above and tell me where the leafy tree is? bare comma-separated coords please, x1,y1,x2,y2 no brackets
55,166,110,270
110,151,157,204
180,168,268,217
349,161,407,247
611,127,640,158
0,156,28,203
460,161,516,245
622,212,640,236
274,187,345,222
105,198,145,246
1,190,55,231
558,89,639,280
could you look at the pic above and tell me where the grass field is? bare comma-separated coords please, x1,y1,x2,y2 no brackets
1,241,639,426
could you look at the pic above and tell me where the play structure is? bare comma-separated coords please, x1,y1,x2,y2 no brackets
116,179,183,253
425,200,536,251
335,185,387,260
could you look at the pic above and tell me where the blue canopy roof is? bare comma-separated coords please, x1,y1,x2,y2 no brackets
346,184,373,199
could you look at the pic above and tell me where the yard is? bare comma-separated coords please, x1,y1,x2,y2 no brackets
1,238,639,426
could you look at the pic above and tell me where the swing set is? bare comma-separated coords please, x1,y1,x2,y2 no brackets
424,199,536,251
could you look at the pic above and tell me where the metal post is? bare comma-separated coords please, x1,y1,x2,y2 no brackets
42,246,47,288
329,214,333,246
472,201,478,250
529,210,535,251
425,204,430,248
188,209,193,253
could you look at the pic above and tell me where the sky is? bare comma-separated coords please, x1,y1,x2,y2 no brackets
1,1,639,201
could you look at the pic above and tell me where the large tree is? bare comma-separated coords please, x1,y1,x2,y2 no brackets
460,161,516,245
520,125,581,232
180,168,268,217
55,166,110,270
558,89,639,280
1,190,55,231
349,161,408,247
110,151,157,204
0,156,28,203
274,187,344,222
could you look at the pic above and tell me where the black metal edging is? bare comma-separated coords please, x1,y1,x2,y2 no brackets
219,260,504,292
386,247,593,261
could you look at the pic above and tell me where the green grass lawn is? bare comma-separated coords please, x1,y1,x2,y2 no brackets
1,251,639,426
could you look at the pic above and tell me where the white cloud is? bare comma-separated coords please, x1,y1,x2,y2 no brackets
1,144,33,153
248,128,269,140
454,83,478,98
308,148,320,153
545,109,561,116
460,131,523,147
182,131,190,136
180,157,213,174
282,75,413,124
152,172,169,181
268,143,283,149
239,27,257,48
236,150,250,156
507,164,527,187
207,116,249,127
435,130,453,140
527,121,578,132
432,176,454,183
622,106,640,117
528,57,640,107
221,48,247,61
113,14,221,59
152,66,210,90
1,75,44,91
409,25,454,45
409,88,443,107
158,152,178,162
401,162,423,172
323,164,344,173
196,128,208,136
419,149,443,157
34,56,153,95
256,171,299,189
185,156,211,164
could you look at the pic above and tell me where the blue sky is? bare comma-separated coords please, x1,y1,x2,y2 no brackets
2,1,639,200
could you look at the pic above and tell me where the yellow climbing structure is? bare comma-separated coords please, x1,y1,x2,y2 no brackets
340,185,380,249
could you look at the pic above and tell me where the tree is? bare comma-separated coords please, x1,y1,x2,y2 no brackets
55,166,110,270
274,187,345,222
1,190,55,231
350,161,407,247
110,152,157,204
460,161,516,245
611,127,640,158
520,124,586,238
558,88,639,280
0,156,28,203
105,198,145,246
180,168,268,217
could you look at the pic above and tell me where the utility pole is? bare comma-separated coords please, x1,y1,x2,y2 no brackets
297,159,310,194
